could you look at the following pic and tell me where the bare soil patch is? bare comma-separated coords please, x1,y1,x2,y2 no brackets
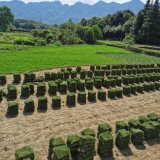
0,66,160,160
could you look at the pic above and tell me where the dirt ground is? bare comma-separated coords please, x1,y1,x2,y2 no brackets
0,66,160,160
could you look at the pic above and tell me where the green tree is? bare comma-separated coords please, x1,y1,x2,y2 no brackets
0,6,14,31
91,24,102,40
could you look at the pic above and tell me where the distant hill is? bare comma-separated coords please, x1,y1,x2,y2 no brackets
0,0,144,24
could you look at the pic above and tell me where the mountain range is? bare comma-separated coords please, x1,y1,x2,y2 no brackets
0,0,145,24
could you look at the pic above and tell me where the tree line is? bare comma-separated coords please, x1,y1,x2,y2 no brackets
0,0,160,45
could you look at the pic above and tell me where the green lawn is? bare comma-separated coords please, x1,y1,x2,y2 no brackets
0,43,159,75
0,44,124,74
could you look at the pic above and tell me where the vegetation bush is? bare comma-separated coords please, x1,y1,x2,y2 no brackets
24,99,35,112
15,146,35,160
52,96,61,108
38,96,47,110
7,101,18,115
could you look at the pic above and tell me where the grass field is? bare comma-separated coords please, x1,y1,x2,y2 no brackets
0,43,160,74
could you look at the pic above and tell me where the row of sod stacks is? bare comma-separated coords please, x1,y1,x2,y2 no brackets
52,96,61,108
49,137,71,160
128,119,140,129
67,135,80,157
98,90,106,101
98,132,113,157
48,81,58,95
7,101,18,115
26,82,34,94
115,129,131,148
13,73,21,83
139,123,155,140
15,146,35,160
24,99,35,112
21,85,30,97
116,88,123,97
7,84,17,99
77,81,85,91
86,79,93,90
38,96,47,110
58,71,64,80
59,83,67,94
98,123,112,136
88,91,96,101
0,75,7,84
137,85,144,93
67,93,76,106
123,86,131,95
37,82,46,96
78,135,96,160
116,121,129,132
78,92,86,103
108,89,116,98
67,79,76,92
70,71,77,79
24,72,36,83
80,70,86,79
76,66,81,73
130,128,144,145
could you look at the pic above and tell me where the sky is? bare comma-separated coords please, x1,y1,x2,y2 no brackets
0,0,146,5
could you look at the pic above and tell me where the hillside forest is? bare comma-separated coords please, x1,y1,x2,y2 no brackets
0,0,160,45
